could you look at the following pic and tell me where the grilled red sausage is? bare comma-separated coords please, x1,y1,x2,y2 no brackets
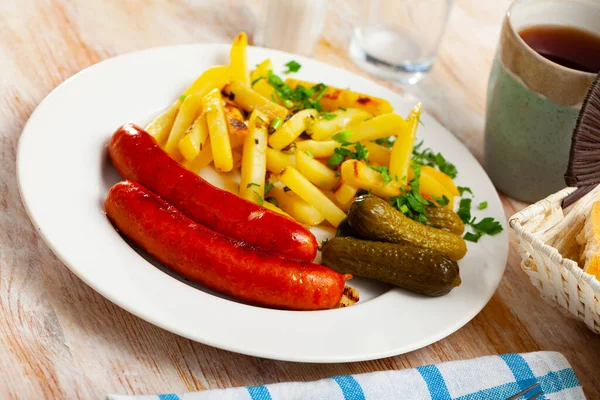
105,181,346,310
108,124,318,262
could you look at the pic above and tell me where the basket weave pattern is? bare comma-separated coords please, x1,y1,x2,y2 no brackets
510,187,600,333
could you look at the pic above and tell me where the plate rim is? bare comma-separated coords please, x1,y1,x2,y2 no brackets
17,43,509,363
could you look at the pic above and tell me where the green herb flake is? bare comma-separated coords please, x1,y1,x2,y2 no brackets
305,151,313,157
255,192,264,206
399,204,409,214
320,111,337,120
457,198,472,224
338,107,347,112
464,232,482,242
179,94,188,102
264,182,274,194
334,172,341,177
269,117,283,134
412,140,457,179
266,197,279,207
251,76,265,86
369,165,392,185
478,201,488,210
246,182,260,188
458,186,473,196
432,195,450,207
332,130,353,146
374,136,395,148
471,217,503,236
284,60,302,73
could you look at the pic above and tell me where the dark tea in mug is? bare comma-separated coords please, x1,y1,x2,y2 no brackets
519,25,600,73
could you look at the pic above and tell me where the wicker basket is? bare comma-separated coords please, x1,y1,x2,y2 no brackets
510,186,600,334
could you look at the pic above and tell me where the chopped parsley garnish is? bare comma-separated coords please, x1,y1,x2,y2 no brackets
179,94,188,102
374,136,395,148
251,76,264,86
478,201,488,210
246,182,260,188
369,165,392,185
412,140,458,179
269,117,282,133
464,232,481,243
338,107,347,111
457,198,472,224
332,130,353,146
267,70,328,112
458,186,473,196
255,192,264,206
320,111,337,120
305,151,313,157
284,60,302,73
318,238,329,251
389,165,433,223
264,182,274,194
432,195,450,206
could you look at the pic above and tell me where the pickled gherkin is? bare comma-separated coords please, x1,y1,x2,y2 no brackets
322,237,460,297
424,206,465,235
347,195,467,261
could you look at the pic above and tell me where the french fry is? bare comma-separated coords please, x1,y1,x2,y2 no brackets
362,142,391,166
229,132,246,149
146,101,181,145
389,103,422,185
334,182,359,207
280,167,346,227
285,78,393,115
178,113,209,162
296,140,338,158
224,104,249,136
266,148,294,173
164,94,204,159
183,140,213,173
183,65,231,98
239,111,269,202
250,59,276,100
262,200,292,218
341,160,401,198
222,81,289,121
349,113,407,143
419,165,459,197
269,109,317,150
204,89,233,172
408,165,454,209
232,149,243,170
296,151,340,190
230,32,250,86
268,186,324,226
309,108,372,141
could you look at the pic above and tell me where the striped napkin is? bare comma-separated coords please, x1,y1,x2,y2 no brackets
108,352,585,400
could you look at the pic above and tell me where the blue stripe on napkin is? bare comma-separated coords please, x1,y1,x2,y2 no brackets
500,354,544,398
246,385,272,400
157,395,179,400
332,375,365,400
417,365,451,400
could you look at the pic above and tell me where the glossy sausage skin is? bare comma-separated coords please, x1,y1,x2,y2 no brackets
105,181,346,310
109,124,318,262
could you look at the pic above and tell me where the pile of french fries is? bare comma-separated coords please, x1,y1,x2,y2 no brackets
145,32,459,229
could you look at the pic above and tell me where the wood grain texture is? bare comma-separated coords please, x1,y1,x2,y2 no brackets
1,0,599,398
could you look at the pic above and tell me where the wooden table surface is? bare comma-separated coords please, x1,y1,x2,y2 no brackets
1,0,599,398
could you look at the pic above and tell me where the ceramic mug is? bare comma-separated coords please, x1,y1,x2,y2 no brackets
484,0,599,203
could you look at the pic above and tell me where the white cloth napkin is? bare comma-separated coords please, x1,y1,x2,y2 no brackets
108,351,585,400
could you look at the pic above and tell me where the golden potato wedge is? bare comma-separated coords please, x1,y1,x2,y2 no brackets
296,151,340,190
348,113,407,143
340,160,401,198
183,140,213,173
183,65,231,98
222,81,289,121
164,94,204,159
362,142,391,166
250,59,276,100
178,113,209,162
279,167,346,227
262,200,292,218
269,109,317,150
224,104,249,136
296,140,338,158
285,78,393,115
146,101,181,145
408,165,454,209
203,89,233,172
239,111,269,202
230,32,250,86
334,182,359,207
266,148,295,173
308,108,372,141
268,186,324,226
389,103,422,185
419,165,459,197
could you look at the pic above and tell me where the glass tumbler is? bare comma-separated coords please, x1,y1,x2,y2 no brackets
350,0,453,84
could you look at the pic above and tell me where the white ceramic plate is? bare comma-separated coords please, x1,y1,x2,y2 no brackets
17,44,508,362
